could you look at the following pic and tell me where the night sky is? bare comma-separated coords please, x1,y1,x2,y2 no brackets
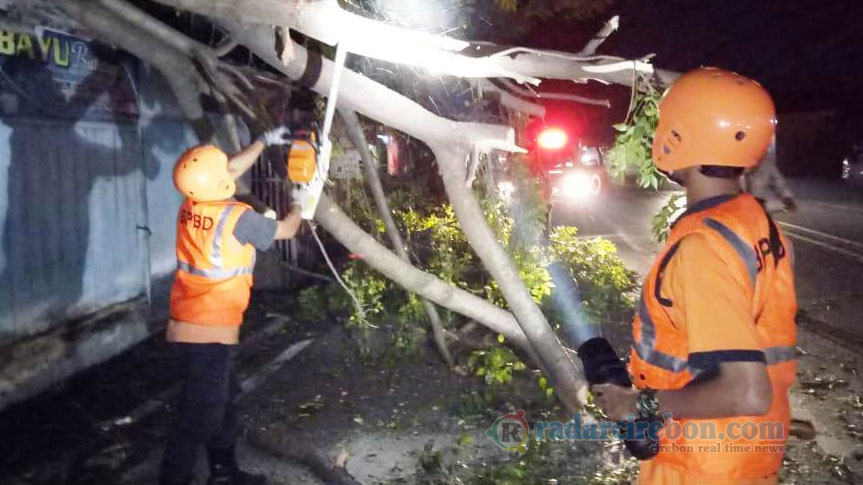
606,0,863,112
518,0,863,144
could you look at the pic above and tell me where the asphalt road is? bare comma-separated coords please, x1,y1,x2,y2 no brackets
551,180,863,349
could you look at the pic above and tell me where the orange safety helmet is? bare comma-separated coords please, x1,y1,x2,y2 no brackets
173,145,236,202
652,67,776,172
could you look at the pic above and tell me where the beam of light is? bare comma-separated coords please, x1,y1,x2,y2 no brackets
548,261,600,346
499,180,600,348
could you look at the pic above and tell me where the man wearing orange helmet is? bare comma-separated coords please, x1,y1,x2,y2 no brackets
593,68,797,484
160,126,301,485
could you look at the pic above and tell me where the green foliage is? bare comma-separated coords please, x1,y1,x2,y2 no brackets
651,194,686,243
297,284,350,322
468,340,527,386
340,263,389,326
606,90,663,189
401,204,477,288
549,226,638,322
319,149,636,394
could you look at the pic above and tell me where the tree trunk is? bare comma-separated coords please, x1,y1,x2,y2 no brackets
433,146,584,413
339,109,454,367
151,0,679,88
56,0,214,140
315,195,543,366
218,21,586,408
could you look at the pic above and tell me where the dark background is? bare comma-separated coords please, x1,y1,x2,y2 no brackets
518,0,863,149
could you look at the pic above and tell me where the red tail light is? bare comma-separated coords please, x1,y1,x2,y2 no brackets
537,128,568,150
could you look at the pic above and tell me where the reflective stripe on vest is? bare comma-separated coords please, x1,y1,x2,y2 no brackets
635,294,797,372
763,345,798,364
210,205,234,268
703,218,758,287
635,295,690,373
177,261,254,279
177,205,254,279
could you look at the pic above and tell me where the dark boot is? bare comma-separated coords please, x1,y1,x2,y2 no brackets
207,447,266,485
207,464,267,485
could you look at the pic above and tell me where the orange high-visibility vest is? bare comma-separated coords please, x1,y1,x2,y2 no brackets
629,193,797,481
170,199,256,327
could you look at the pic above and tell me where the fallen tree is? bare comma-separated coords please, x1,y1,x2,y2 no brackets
8,0,677,478
25,0,676,418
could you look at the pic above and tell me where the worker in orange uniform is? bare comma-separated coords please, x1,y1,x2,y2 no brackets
160,126,302,485
593,68,797,484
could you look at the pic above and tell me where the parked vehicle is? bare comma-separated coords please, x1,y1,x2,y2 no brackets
841,144,863,183
548,145,607,205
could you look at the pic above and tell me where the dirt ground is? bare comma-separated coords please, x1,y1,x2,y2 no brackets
226,314,863,484
1,292,862,484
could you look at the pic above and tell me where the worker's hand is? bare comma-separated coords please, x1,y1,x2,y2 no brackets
263,208,277,219
591,383,639,421
259,126,292,147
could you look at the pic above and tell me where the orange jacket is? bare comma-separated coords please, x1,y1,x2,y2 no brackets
629,193,797,482
170,199,256,328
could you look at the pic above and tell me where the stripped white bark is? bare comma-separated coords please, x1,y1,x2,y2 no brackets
480,81,546,117
150,0,680,88
434,146,584,412
315,195,539,364
339,108,454,367
55,0,212,138
579,15,619,56
220,22,585,411
493,78,611,108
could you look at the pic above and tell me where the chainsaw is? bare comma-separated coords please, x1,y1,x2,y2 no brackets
285,42,347,220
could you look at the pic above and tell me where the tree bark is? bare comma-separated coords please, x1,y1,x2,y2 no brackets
56,0,214,140
339,109,454,367
85,0,269,209
218,21,586,409
315,195,541,365
151,0,680,88
247,426,360,485
433,146,584,413
153,0,303,25
216,22,519,152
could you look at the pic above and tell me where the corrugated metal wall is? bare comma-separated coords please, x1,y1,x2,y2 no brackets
0,118,148,341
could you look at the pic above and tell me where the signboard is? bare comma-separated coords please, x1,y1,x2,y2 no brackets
0,25,138,120
330,149,362,179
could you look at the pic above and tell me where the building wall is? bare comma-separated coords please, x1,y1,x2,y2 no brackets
0,26,210,409
0,19,299,409
0,118,148,342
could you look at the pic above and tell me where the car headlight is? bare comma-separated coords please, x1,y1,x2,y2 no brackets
559,171,601,201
